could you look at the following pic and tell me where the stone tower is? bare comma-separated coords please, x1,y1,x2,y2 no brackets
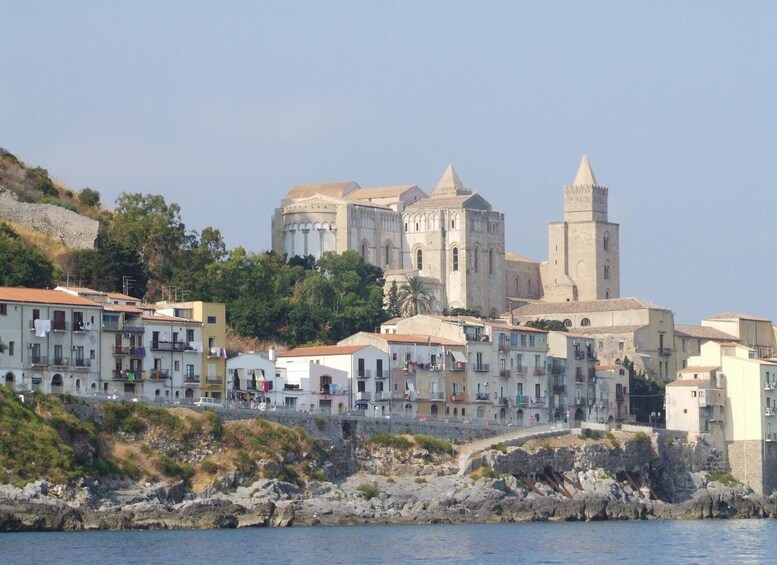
543,155,620,302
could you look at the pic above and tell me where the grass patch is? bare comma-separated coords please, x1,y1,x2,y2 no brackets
633,431,650,443
200,460,219,475
470,467,500,480
491,443,507,454
315,416,325,431
581,428,602,440
156,454,195,482
414,476,427,484
413,434,452,455
606,432,620,450
371,432,412,450
708,472,740,487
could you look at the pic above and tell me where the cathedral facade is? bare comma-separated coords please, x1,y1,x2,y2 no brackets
271,156,619,314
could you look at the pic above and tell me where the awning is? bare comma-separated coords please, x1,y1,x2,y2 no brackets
355,400,369,408
450,350,467,363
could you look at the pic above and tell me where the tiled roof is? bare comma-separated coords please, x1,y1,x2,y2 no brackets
674,325,738,341
348,185,420,199
505,251,539,263
104,304,144,314
560,325,647,336
678,366,720,373
286,182,359,200
0,287,102,307
107,292,141,302
705,312,771,322
278,344,369,357
511,297,670,316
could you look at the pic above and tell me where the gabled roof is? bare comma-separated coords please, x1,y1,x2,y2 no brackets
0,287,102,307
107,292,141,302
278,344,370,357
285,182,360,200
104,304,144,314
352,332,463,346
705,312,772,322
674,324,738,341
430,164,470,197
505,251,539,263
510,297,669,316
404,192,491,211
348,185,421,200
562,325,647,336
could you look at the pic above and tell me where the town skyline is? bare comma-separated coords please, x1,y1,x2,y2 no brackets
4,2,777,324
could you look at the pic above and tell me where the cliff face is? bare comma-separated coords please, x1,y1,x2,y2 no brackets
0,189,98,249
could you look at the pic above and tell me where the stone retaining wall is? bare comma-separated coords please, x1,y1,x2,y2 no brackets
0,189,98,249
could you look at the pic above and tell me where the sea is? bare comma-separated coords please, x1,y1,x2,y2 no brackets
0,520,773,564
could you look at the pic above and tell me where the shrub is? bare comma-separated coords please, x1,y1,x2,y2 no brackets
413,434,452,455
634,431,650,443
541,441,553,452
200,460,219,475
491,443,507,454
356,481,380,500
140,444,153,456
582,428,602,440
606,432,620,450
708,472,740,487
414,476,427,484
470,467,499,480
203,409,223,439
371,432,412,450
315,416,325,431
78,187,101,207
156,454,195,481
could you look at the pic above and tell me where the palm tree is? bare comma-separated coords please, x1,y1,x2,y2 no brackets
398,275,434,316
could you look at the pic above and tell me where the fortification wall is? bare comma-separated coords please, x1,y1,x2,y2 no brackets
0,189,98,249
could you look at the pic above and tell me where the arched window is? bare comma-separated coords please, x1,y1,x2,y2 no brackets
473,246,479,273
361,243,367,259
563,319,572,328
515,276,520,294
489,248,494,275
528,278,532,294
416,249,423,270
604,261,610,280
450,218,455,229
581,318,591,327
452,247,459,271
384,243,390,267
605,288,610,299
604,232,610,251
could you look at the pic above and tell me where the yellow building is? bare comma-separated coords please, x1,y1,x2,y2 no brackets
156,301,227,400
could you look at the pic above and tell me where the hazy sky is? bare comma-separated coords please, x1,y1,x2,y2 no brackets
3,2,777,324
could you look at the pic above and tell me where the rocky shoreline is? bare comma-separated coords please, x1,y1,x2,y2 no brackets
1,468,775,531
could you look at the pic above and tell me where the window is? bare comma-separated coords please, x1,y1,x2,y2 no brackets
598,340,603,350
605,289,610,299
209,337,215,348
603,233,610,251
416,249,423,270
618,341,624,351
489,248,494,274
361,243,367,258
563,319,572,328
452,247,459,271
207,316,217,324
385,244,390,266
450,218,455,229
604,261,610,280
529,335,535,347
0,303,6,315
187,329,194,342
8,341,13,355
358,358,365,377
515,276,520,294
174,360,180,371
581,318,591,327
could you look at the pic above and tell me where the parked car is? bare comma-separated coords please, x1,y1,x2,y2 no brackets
193,397,223,409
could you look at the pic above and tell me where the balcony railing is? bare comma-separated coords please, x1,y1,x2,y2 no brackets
357,392,372,401
449,363,466,372
550,364,563,375
766,382,776,391
112,370,143,381
498,397,509,406
659,347,672,357
430,391,445,401
73,359,90,368
529,397,548,407
766,407,776,417
114,346,129,355
574,350,585,360
129,347,146,356
515,365,527,374
552,384,566,394
499,369,511,378
575,397,587,406
151,341,189,352
375,370,389,379
449,393,466,402
473,363,490,373
185,375,201,383
498,341,511,352
534,367,547,376
465,333,490,342
28,355,48,367
149,369,170,380
475,392,490,401
51,357,68,366
374,391,390,401
616,393,625,402
206,376,224,383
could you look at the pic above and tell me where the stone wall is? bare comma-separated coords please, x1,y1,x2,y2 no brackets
727,440,777,496
0,190,98,249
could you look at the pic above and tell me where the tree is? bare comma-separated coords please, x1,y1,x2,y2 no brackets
398,275,434,316
0,223,54,287
525,319,568,332
623,356,666,424
78,187,101,207
385,281,401,318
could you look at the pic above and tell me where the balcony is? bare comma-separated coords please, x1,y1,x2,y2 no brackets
374,370,389,379
515,396,528,407
112,370,143,381
552,384,566,394
52,320,67,332
450,393,467,402
574,350,585,360
113,346,129,356
357,392,372,401
659,347,672,357
206,375,223,383
534,367,547,376
765,407,775,417
499,369,511,379
149,369,171,380
766,382,776,391
449,362,466,372
185,375,201,383
475,392,490,401
465,333,490,342
473,363,490,373
616,392,625,402
51,357,68,367
123,326,145,334
129,347,146,357
766,433,777,443
529,397,548,407
515,365,527,375
374,391,390,401
598,399,610,408
550,364,563,375
430,391,445,401
28,355,48,367
151,341,188,352
498,397,509,406
575,397,587,406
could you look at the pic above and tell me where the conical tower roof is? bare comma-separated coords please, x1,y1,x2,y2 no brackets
431,164,471,196
572,155,598,186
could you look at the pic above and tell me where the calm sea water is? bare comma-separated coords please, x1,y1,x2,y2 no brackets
0,520,773,564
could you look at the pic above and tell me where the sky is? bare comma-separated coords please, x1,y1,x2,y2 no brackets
2,1,777,325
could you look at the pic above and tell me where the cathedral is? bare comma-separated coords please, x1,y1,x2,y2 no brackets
271,156,619,314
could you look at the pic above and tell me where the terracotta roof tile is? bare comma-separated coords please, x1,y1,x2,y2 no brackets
675,325,738,341
0,287,103,307
510,297,670,316
278,345,370,357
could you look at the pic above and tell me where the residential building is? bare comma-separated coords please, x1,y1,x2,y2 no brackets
226,351,278,407
673,324,739,373
0,288,102,395
701,313,776,359
275,344,387,413
509,297,676,381
594,364,631,424
547,332,598,423
155,301,226,400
